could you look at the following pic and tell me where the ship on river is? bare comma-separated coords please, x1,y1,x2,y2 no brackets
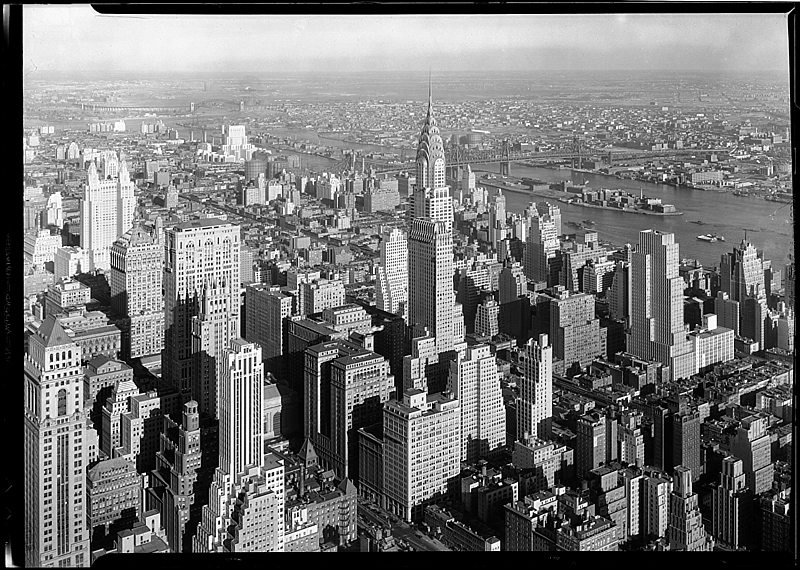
697,233,725,243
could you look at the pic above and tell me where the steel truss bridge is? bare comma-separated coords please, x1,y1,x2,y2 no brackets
333,139,730,176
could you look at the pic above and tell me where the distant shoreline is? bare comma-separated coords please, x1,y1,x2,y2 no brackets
476,176,684,216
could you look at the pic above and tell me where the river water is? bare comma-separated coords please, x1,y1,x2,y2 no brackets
189,124,794,270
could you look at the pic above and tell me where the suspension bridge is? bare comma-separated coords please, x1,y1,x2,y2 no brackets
332,139,730,176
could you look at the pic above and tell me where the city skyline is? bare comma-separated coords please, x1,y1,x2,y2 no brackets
19,6,795,558
23,7,791,75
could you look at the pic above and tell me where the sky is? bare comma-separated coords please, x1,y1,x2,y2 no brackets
22,6,791,76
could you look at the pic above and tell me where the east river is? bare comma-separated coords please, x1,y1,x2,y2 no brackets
192,125,795,270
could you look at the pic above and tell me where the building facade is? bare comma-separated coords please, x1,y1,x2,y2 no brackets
24,317,92,567
110,222,165,359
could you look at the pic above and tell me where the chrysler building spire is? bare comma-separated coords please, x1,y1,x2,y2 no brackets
416,73,446,191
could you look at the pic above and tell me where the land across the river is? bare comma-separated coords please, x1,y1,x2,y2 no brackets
475,173,685,216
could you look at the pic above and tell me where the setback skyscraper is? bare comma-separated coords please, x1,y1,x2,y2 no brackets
162,219,240,405
627,230,696,382
80,156,136,272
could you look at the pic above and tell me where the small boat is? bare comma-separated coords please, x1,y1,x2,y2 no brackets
582,219,596,226
689,220,705,225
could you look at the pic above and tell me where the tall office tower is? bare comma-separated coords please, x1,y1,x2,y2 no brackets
617,409,645,468
45,191,64,229
192,341,282,554
383,389,461,522
375,227,408,316
533,202,562,237
729,413,773,494
190,280,235,419
244,284,294,375
608,261,632,324
499,262,526,304
457,261,490,333
462,164,476,196
80,157,136,272
163,219,240,403
720,239,769,348
620,467,644,541
218,340,264,477
712,456,753,550
488,189,507,249
642,472,672,540
408,218,459,355
110,223,165,360
714,291,741,335
298,278,345,316
555,232,605,292
412,85,453,232
671,408,702,481
523,214,559,285
447,344,505,462
549,289,603,372
576,411,607,479
304,340,394,480
667,466,714,551
516,334,553,442
221,125,255,162
627,230,696,382
101,151,119,179
490,188,507,227
24,316,91,567
785,260,795,310
475,296,500,338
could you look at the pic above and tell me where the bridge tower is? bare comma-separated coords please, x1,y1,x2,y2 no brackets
499,140,512,176
190,102,195,113
571,136,583,169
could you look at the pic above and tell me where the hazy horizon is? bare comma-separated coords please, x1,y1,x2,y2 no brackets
23,7,791,77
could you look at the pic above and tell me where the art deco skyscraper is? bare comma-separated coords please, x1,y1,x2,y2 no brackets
80,156,136,272
24,316,91,567
375,227,408,316
712,456,753,550
627,230,696,382
447,344,505,462
720,239,769,349
218,339,264,478
667,466,714,551
523,214,559,285
192,280,236,419
517,333,553,442
193,342,286,553
162,219,240,404
408,218,460,354
110,221,164,360
406,83,464,355
412,83,452,231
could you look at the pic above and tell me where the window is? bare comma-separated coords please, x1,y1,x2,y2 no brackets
57,389,67,417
